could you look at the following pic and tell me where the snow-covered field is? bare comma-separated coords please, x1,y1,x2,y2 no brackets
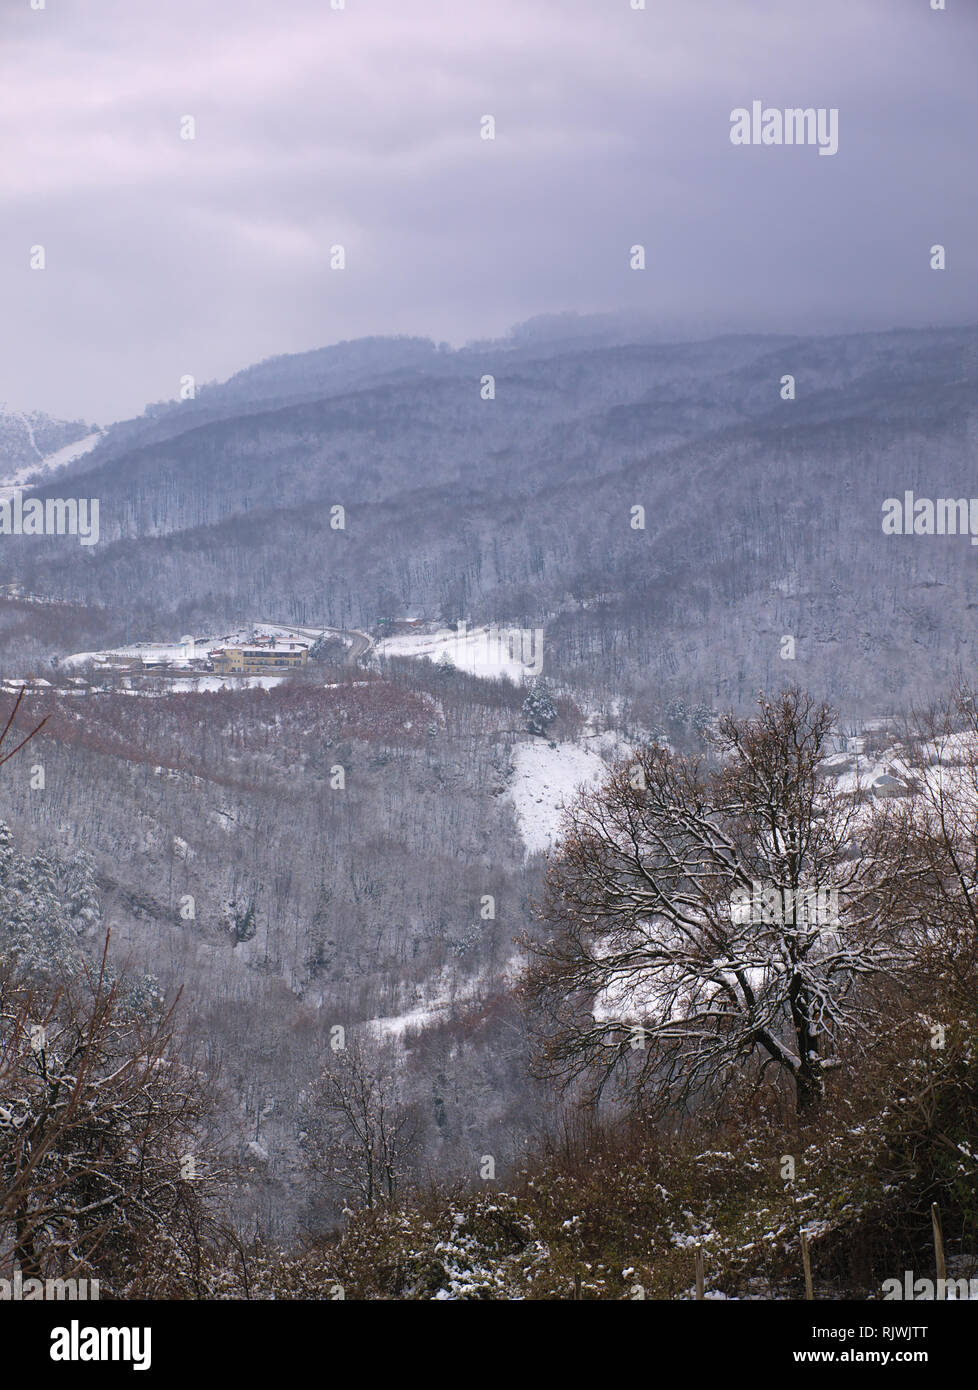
375,623,541,682
149,675,287,694
63,641,197,669
506,737,612,856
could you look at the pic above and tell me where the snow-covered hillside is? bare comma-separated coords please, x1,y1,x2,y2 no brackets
506,734,622,857
0,413,103,496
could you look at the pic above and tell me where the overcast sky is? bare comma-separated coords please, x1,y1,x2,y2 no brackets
2,0,976,422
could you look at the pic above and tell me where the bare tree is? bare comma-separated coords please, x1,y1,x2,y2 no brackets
303,1037,419,1211
524,689,910,1115
0,939,229,1295
0,688,48,770
868,686,978,995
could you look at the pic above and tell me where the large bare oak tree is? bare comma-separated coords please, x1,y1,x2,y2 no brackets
525,690,911,1115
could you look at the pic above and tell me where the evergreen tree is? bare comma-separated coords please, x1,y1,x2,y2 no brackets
0,820,100,982
521,677,558,737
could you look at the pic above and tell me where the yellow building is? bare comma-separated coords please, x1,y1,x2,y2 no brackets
211,644,308,675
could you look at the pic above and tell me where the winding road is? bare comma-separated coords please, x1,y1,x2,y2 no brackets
258,622,374,669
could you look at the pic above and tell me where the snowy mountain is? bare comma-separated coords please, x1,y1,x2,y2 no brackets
0,405,102,489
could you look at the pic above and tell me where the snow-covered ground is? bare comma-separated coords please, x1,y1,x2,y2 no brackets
143,675,286,694
506,737,612,856
0,430,104,498
375,623,542,683
364,958,523,1040
63,641,197,669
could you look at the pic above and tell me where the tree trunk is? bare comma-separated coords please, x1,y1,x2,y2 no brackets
791,980,823,1113
14,1208,41,1280
795,1062,823,1113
